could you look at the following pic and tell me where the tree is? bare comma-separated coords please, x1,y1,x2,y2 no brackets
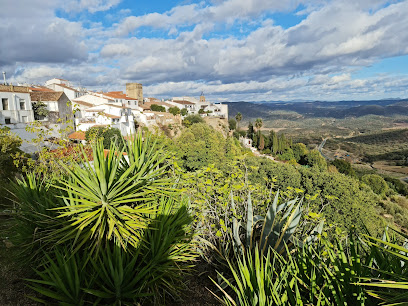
254,118,263,132
85,127,123,149
32,101,49,120
235,112,242,130
272,133,278,155
168,107,181,116
361,174,388,195
198,109,205,114
150,104,166,112
292,143,309,163
331,159,356,177
247,122,254,140
0,127,23,182
305,149,327,171
228,119,237,131
182,115,204,127
180,108,188,116
258,133,265,150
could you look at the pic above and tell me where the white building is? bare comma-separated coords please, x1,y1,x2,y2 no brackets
30,91,73,123
0,84,34,125
45,78,87,101
168,99,197,113
76,103,135,136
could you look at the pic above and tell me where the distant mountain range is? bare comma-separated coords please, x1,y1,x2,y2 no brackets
225,99,408,120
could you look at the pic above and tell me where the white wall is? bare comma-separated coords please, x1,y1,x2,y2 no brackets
0,91,34,124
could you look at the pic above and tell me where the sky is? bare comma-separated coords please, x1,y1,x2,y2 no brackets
1,0,408,102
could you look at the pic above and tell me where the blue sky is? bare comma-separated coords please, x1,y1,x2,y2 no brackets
2,0,408,101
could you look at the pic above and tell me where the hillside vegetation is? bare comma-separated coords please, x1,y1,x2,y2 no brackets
1,121,408,305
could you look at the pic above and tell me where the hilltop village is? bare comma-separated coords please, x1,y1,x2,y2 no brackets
0,78,228,149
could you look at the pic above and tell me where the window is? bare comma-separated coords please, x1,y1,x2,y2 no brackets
22,116,28,123
5,118,11,124
128,101,130,105
20,99,26,110
2,98,8,110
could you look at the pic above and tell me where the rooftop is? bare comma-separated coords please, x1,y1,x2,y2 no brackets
0,84,30,93
104,91,137,100
172,100,195,105
30,91,64,101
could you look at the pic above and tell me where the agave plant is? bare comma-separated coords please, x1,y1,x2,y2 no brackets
51,133,172,255
232,190,324,256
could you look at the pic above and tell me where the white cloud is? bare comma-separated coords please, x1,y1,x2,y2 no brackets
3,0,408,101
63,0,122,13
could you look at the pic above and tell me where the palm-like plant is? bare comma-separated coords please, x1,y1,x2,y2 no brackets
51,134,172,255
10,173,63,261
254,118,263,132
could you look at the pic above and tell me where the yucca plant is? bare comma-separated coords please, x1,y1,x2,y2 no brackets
141,196,198,303
87,196,197,305
9,172,64,262
212,246,330,306
26,247,88,305
50,135,172,255
86,243,153,305
358,228,408,305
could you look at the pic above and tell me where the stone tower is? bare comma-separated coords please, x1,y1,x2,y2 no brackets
200,91,205,102
126,83,143,103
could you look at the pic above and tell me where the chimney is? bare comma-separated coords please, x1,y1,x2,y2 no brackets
2,71,6,85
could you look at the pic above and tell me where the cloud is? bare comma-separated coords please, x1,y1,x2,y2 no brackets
63,0,122,13
114,0,310,36
3,0,408,102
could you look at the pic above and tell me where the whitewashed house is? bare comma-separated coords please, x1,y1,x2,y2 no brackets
45,78,87,101
30,91,73,123
0,84,34,125
76,103,135,136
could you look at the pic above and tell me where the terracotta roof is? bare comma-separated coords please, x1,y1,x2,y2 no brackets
68,131,86,140
102,113,120,119
106,103,128,109
29,86,55,92
86,109,104,112
55,83,78,92
73,100,93,107
104,91,137,100
30,91,64,101
0,84,30,93
172,100,195,105
140,101,173,110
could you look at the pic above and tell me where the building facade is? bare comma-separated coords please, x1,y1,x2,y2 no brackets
0,85,34,125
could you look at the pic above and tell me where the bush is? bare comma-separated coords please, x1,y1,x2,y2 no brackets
228,119,237,130
168,106,181,116
182,115,204,127
16,133,197,305
151,104,166,112
361,174,388,195
85,126,124,149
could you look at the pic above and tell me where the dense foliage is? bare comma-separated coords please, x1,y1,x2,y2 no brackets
3,118,408,305
150,104,166,112
85,126,123,148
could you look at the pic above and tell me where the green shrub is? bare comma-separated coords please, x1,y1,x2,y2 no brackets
85,126,124,149
182,114,204,127
151,104,166,112
361,174,388,195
